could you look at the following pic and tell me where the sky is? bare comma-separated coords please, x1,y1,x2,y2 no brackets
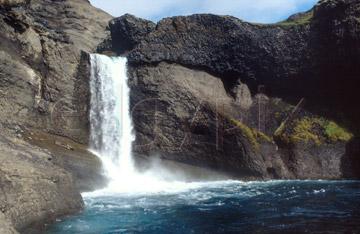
89,0,319,24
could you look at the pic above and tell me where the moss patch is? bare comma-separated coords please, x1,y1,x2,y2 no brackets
217,110,272,151
325,121,353,142
275,116,353,148
252,129,272,143
277,117,322,147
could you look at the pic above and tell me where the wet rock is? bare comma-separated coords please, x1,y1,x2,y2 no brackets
55,140,74,150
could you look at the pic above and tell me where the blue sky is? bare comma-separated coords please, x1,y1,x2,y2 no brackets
89,0,319,23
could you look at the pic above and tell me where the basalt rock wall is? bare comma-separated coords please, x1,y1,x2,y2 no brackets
109,0,360,180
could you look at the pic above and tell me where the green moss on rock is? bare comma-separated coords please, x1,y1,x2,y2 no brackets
252,129,272,143
274,122,286,136
325,121,353,142
277,117,322,147
218,110,272,151
275,116,353,148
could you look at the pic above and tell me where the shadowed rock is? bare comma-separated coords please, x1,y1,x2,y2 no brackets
109,14,156,54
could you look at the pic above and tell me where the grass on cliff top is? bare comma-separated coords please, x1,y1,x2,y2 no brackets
251,10,313,28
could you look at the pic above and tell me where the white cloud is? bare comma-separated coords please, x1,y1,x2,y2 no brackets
89,0,318,23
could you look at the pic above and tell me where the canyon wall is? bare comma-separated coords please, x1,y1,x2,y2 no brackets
1,0,360,232
0,0,111,232
109,0,360,180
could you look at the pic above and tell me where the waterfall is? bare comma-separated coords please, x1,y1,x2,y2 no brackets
88,54,218,194
89,54,180,193
89,54,135,183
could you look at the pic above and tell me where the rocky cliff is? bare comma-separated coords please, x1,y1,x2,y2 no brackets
1,0,360,232
109,0,360,180
0,0,111,232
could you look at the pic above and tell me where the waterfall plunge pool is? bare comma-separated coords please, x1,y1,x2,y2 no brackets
44,54,360,233
45,180,360,233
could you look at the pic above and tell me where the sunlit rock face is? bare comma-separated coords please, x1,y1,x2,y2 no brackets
109,0,360,180
0,0,112,232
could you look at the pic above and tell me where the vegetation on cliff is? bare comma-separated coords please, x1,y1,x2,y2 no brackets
252,9,314,28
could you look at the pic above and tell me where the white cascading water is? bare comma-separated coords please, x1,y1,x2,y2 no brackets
88,54,204,194
89,54,135,182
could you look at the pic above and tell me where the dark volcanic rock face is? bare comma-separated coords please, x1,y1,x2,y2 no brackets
128,15,310,82
109,14,156,54
109,0,360,180
111,0,360,102
124,0,360,102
